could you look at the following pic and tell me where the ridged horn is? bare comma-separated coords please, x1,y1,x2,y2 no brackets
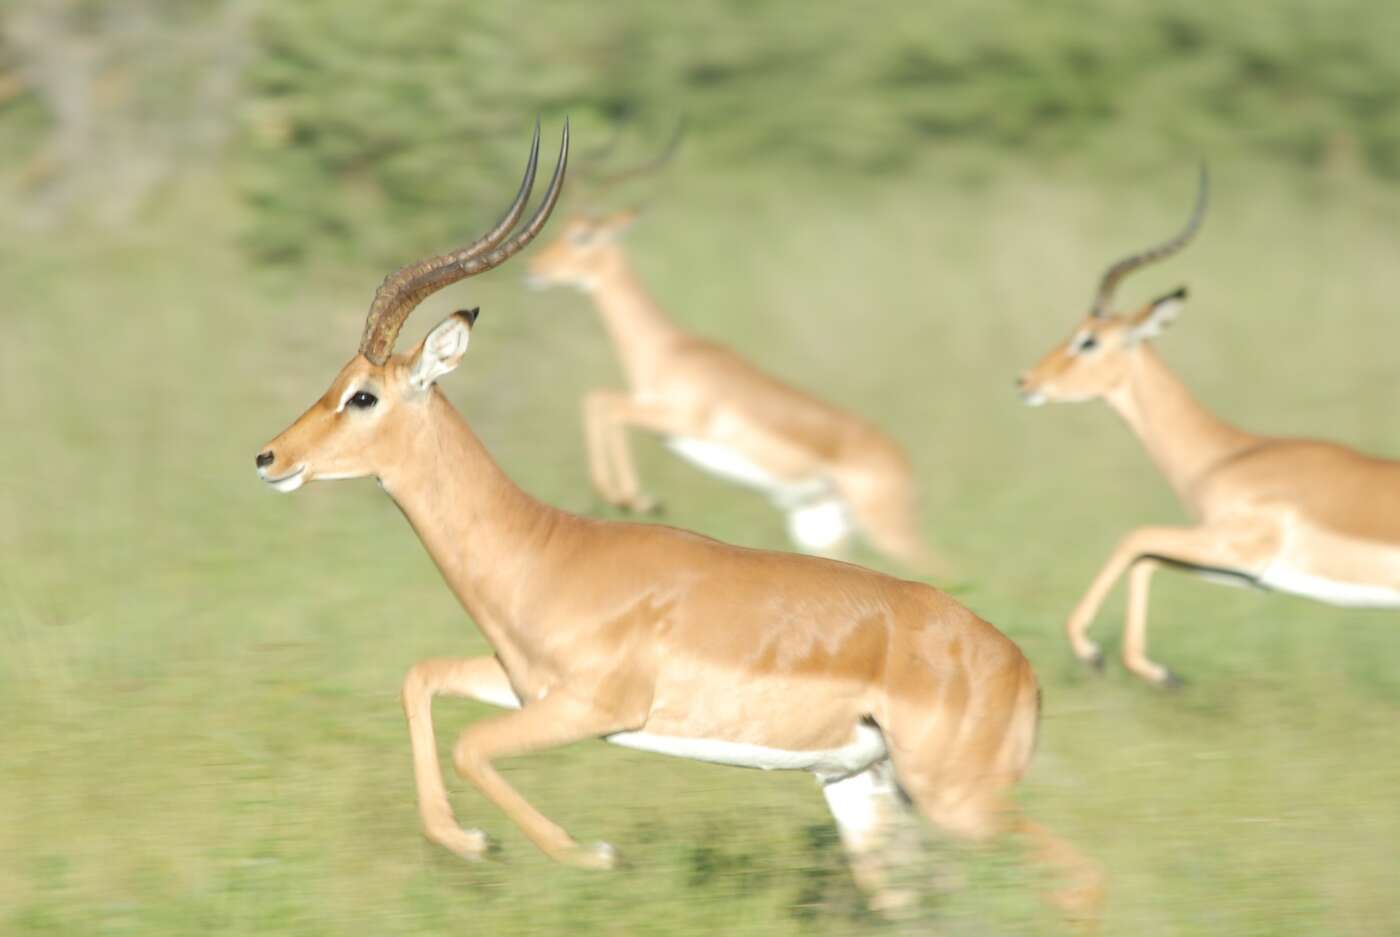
1090,165,1208,318
358,119,570,364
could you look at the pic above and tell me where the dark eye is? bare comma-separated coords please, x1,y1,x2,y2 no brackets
347,390,378,410
1076,334,1099,353
569,228,594,246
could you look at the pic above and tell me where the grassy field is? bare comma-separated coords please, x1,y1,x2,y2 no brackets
4,145,1400,936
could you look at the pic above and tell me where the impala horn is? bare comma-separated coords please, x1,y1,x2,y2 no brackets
582,116,686,208
358,119,570,364
1089,165,1209,318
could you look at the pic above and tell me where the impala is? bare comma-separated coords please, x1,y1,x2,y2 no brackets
524,145,949,576
1018,168,1400,686
255,123,1099,921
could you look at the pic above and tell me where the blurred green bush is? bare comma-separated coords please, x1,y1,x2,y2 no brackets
5,1,1400,257
236,0,1400,262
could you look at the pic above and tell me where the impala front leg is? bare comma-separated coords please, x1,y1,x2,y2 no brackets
451,690,635,868
1067,524,1270,685
583,390,629,508
401,656,521,859
582,390,677,514
1124,557,1171,686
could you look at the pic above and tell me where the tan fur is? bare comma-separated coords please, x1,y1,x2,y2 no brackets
526,213,949,577
1020,296,1400,685
258,315,1099,924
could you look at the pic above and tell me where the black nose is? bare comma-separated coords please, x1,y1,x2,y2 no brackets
1014,375,1025,388
256,451,275,469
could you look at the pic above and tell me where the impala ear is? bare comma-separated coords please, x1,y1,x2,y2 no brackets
408,309,477,391
1127,287,1187,345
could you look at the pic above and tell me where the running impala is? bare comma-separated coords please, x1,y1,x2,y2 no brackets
524,143,949,576
1018,168,1400,686
255,123,1099,921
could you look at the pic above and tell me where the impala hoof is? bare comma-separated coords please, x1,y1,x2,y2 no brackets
868,887,919,918
431,826,494,861
1075,646,1105,672
565,841,618,870
600,494,662,516
457,827,495,861
625,495,662,516
1159,669,1187,690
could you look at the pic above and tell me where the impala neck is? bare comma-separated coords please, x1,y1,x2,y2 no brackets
586,251,687,388
378,390,558,650
1104,344,1256,513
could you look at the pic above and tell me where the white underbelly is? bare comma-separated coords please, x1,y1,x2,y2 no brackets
664,436,850,552
468,685,886,781
605,721,887,782
664,436,801,494
1258,564,1400,608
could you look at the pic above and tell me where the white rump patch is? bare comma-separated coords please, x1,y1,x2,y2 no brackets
1258,565,1400,608
606,720,887,782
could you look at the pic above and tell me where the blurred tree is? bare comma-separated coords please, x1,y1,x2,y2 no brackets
2,0,249,227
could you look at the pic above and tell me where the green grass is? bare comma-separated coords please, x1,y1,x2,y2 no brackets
5,147,1400,936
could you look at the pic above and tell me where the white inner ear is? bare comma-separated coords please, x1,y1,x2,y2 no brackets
409,318,471,391
1129,297,1183,344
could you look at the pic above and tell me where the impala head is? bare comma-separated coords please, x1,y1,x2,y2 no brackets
1017,167,1207,405
525,210,638,291
525,118,683,293
255,121,569,492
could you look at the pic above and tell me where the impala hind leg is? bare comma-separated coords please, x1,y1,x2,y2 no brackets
892,769,1104,928
837,470,952,580
401,657,521,859
1124,557,1181,687
821,762,919,914
884,660,1103,927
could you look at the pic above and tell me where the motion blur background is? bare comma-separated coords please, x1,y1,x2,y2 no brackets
4,1,1399,934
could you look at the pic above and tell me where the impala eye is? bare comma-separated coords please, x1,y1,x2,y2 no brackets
569,228,594,246
1075,334,1099,354
347,390,378,410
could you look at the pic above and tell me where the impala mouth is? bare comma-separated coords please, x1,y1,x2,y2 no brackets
1020,391,1047,407
260,465,307,493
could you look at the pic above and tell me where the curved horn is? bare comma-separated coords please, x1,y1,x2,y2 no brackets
1090,164,1209,318
586,116,686,203
358,119,570,364
578,115,631,168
